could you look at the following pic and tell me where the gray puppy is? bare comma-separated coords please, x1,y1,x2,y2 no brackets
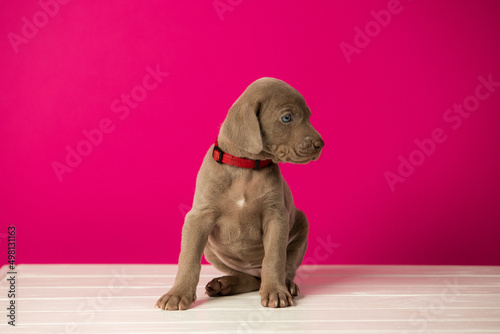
156,78,324,310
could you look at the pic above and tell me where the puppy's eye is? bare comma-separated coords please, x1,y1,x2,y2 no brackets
281,114,292,123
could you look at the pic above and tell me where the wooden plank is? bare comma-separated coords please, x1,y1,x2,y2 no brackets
7,264,500,277
1,284,499,299
5,275,500,288
2,321,500,333
2,294,499,312
4,307,500,324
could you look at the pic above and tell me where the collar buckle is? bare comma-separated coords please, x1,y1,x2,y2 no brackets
213,145,224,163
254,160,260,170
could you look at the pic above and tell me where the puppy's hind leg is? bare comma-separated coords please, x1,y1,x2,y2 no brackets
204,247,261,297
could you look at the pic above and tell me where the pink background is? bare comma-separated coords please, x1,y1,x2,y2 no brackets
1,0,499,266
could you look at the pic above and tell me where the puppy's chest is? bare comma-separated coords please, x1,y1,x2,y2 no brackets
213,177,270,241
224,176,268,214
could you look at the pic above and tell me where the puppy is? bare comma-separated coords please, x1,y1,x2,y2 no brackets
156,77,324,310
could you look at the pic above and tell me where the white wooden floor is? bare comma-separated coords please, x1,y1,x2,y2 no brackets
1,264,500,333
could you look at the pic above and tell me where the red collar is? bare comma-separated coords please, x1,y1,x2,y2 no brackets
213,138,273,170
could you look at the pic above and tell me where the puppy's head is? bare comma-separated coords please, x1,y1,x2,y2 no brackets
220,77,324,164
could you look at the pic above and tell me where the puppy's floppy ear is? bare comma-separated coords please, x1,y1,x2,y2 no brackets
220,97,263,155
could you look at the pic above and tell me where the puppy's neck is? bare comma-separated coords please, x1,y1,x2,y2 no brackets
217,135,268,161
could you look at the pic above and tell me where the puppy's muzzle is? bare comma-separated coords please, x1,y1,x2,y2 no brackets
299,137,325,156
312,138,325,153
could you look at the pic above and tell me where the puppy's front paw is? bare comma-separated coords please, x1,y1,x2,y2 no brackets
260,285,294,308
155,289,196,311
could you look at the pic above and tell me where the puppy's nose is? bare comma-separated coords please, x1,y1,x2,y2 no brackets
313,138,324,152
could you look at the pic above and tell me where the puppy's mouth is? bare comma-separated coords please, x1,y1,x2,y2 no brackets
292,154,321,164
271,145,321,164
291,147,323,164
